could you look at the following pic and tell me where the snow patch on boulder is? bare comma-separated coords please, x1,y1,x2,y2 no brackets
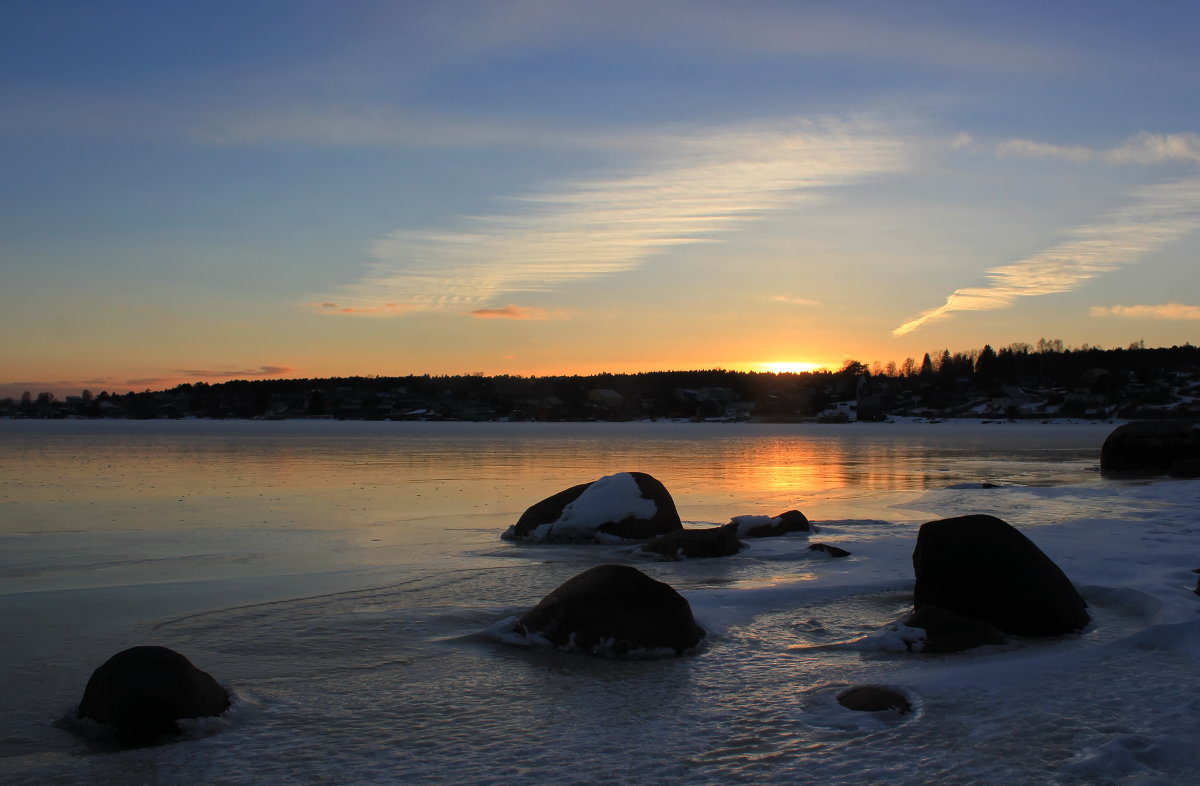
531,472,658,542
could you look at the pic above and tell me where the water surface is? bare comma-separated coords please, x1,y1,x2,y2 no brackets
7,419,1195,785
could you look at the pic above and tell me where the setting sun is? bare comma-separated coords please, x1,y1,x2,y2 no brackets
759,361,825,374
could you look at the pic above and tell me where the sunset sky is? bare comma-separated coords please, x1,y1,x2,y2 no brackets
3,1,1200,398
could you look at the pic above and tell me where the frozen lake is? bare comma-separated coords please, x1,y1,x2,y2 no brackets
2,419,1197,784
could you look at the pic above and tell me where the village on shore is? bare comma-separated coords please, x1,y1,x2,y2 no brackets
5,343,1199,423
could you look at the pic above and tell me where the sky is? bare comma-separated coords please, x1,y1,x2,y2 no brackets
3,0,1200,398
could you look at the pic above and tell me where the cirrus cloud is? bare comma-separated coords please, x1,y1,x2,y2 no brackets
961,131,1200,166
771,295,823,307
893,177,1200,336
314,117,908,315
468,305,566,320
175,365,294,378
1090,303,1200,320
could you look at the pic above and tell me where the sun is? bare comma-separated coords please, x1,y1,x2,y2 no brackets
760,361,823,374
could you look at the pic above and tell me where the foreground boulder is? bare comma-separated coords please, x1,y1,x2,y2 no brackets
837,685,911,714
642,523,742,560
904,603,1006,653
1100,421,1200,476
76,646,229,747
515,564,705,656
913,514,1089,637
503,472,682,543
730,509,810,538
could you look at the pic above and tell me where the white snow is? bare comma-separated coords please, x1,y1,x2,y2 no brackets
530,472,658,542
730,514,776,536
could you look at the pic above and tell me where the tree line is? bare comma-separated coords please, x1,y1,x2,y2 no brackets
4,340,1198,421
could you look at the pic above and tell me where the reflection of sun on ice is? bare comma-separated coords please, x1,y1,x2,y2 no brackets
761,361,822,373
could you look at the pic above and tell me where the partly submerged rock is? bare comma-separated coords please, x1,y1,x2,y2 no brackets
1100,420,1200,476
642,523,743,560
730,509,810,538
809,542,851,558
837,685,911,714
912,514,1089,637
904,603,1006,653
75,646,229,747
502,472,682,543
514,564,705,657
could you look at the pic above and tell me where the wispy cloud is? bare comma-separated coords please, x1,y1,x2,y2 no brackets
968,131,1200,165
771,295,823,307
310,301,416,316
175,365,294,378
318,118,906,314
995,138,1094,162
1090,303,1200,320
893,177,1200,336
1105,132,1200,165
468,305,565,320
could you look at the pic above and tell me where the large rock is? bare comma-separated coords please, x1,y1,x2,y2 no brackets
642,523,743,560
502,472,682,543
1100,421,1200,476
730,509,810,538
912,514,1089,637
515,564,705,656
76,646,230,747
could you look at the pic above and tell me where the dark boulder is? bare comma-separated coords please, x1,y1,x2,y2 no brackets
1170,459,1200,478
904,603,1006,653
643,523,743,560
515,564,705,657
76,646,229,747
732,509,810,538
502,472,682,543
1100,421,1200,476
837,685,911,714
913,514,1089,637
809,543,851,558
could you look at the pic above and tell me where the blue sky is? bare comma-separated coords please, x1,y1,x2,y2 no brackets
2,0,1199,396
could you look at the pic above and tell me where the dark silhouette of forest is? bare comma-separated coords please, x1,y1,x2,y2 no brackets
5,341,1199,422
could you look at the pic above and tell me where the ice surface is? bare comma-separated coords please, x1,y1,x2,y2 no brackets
3,420,1199,785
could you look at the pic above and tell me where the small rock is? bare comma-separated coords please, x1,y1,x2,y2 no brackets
809,543,851,558
732,509,810,537
904,604,1006,653
837,685,911,714
643,523,742,560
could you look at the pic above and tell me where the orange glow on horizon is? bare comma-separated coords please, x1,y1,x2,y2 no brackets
757,361,825,374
